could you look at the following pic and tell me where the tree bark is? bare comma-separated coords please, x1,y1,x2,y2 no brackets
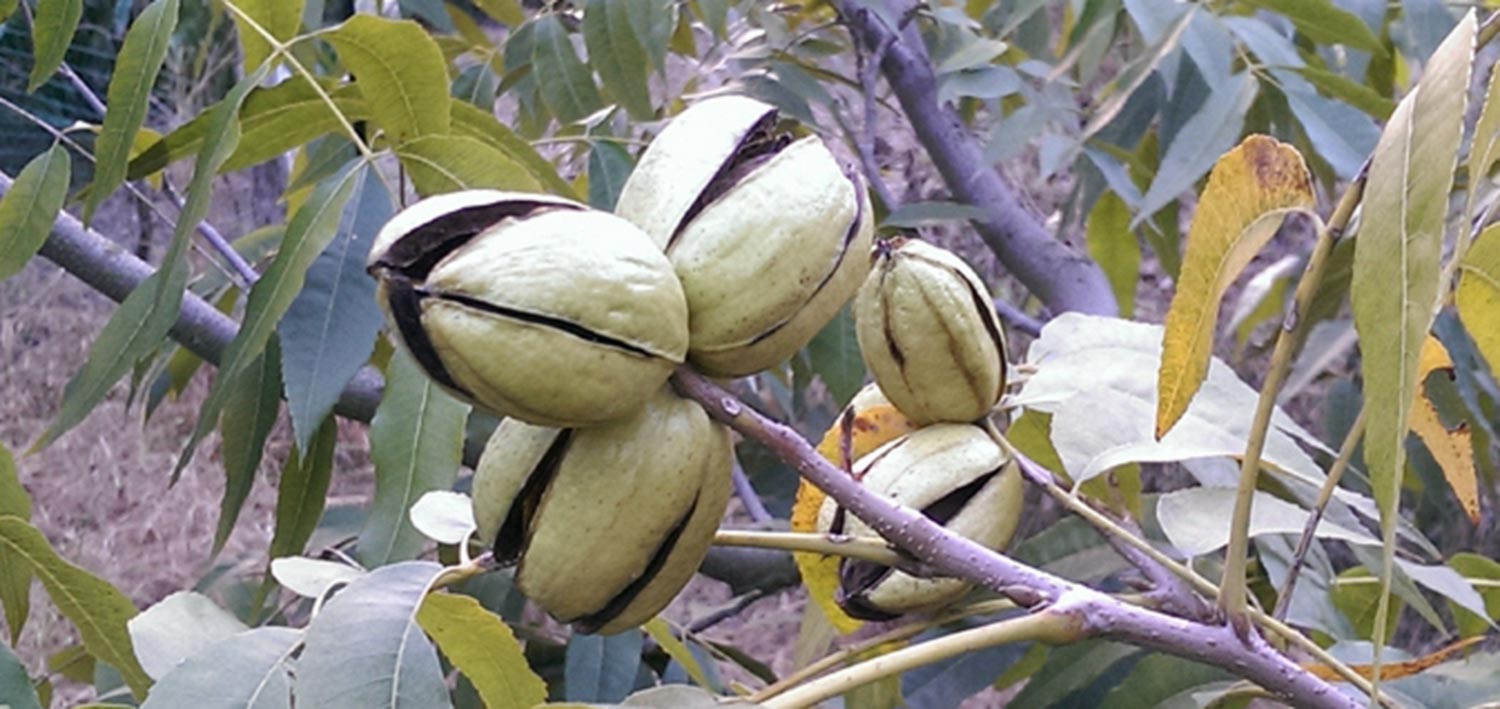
836,0,1119,317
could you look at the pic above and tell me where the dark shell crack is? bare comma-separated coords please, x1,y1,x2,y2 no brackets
743,164,869,348
836,467,1003,621
495,429,575,565
573,491,703,633
369,199,574,280
668,110,790,250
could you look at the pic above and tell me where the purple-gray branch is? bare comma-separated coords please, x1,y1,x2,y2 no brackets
671,368,1359,709
835,0,1118,317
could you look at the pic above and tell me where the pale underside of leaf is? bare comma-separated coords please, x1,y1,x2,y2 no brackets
295,561,452,709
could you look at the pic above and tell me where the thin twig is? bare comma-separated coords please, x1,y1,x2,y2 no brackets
1272,404,1368,621
852,29,898,211
0,96,248,288
992,297,1044,337
686,589,768,634
712,530,912,570
747,598,1018,703
762,612,1074,708
57,63,107,118
161,180,261,284
1219,163,1368,634
730,461,774,524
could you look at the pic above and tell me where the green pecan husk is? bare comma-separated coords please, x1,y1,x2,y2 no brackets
471,387,732,635
854,237,1008,425
367,190,689,427
816,423,1023,620
615,95,874,377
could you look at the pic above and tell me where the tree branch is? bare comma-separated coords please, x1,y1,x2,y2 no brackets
834,0,1118,316
671,368,1358,709
7,173,798,593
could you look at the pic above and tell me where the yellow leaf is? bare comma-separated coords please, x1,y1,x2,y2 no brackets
417,592,547,709
1408,336,1479,523
1155,135,1314,439
1302,636,1482,681
791,385,918,635
1457,223,1500,381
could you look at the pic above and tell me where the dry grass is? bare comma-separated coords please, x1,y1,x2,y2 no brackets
0,190,375,701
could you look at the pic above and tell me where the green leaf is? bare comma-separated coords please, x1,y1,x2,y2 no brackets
586,141,634,210
296,561,452,709
127,592,248,681
642,619,712,690
139,627,300,709
232,0,303,72
1447,553,1500,637
417,593,546,709
565,630,642,703
84,0,180,222
1353,12,1473,525
279,169,390,451
27,0,83,91
358,350,468,567
0,445,30,644
531,14,605,124
1457,225,1500,381
804,304,864,406
266,418,337,561
1241,0,1384,53
1137,72,1258,222
1294,66,1396,119
325,15,450,144
0,516,150,699
0,144,71,282
1099,654,1232,708
1470,49,1500,223
625,0,672,73
1332,567,1404,643
448,101,577,197
879,200,987,229
0,641,42,709
0,0,17,23
1008,641,1137,707
129,80,368,180
215,341,282,553
471,0,523,25
175,166,364,476
696,0,729,39
1155,135,1314,438
395,135,541,197
39,64,265,452
583,0,653,119
1085,191,1138,318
